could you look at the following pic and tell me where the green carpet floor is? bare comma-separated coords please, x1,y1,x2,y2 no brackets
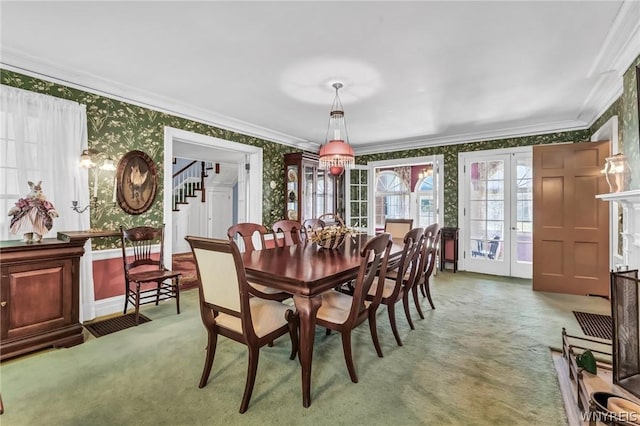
0,271,610,425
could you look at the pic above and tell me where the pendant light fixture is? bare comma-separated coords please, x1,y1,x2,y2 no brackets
318,82,355,174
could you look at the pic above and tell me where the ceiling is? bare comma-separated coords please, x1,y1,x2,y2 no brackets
2,1,639,155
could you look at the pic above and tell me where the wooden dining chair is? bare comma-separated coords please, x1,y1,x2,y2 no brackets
227,223,291,302
368,227,424,346
272,219,305,247
120,225,181,325
185,236,299,414
413,223,441,311
315,232,392,383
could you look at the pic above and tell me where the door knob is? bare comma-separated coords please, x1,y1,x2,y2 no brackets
0,301,7,307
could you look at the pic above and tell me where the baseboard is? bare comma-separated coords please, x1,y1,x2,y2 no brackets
93,295,125,319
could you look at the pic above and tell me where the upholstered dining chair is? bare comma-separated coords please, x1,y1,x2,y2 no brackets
120,225,180,325
368,227,424,346
314,232,392,383
227,223,291,302
272,219,305,247
384,218,414,240
185,236,299,414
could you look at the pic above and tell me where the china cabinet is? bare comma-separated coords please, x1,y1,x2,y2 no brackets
284,152,342,224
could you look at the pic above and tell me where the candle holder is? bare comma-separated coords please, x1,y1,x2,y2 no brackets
71,197,98,214
72,149,117,214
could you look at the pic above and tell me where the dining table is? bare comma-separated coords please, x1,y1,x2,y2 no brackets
241,233,403,408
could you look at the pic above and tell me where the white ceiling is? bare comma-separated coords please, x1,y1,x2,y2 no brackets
2,1,639,155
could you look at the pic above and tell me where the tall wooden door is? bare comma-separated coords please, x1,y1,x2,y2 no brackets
532,141,609,296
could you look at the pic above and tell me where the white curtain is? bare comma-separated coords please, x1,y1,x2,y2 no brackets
0,85,96,322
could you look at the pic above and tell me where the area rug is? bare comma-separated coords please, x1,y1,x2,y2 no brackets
84,313,151,338
573,311,612,340
172,252,199,290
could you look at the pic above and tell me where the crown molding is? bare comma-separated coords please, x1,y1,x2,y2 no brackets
353,119,589,155
587,0,640,79
0,49,311,150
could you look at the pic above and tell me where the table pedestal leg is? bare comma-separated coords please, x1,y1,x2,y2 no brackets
293,294,322,408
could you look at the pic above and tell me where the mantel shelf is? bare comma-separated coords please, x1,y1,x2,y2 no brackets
596,189,640,203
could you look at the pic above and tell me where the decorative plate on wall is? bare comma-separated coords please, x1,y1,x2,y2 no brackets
116,150,157,215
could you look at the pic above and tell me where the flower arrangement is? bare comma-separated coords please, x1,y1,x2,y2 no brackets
310,225,356,249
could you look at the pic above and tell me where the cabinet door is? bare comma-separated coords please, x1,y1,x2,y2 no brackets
301,162,315,222
1,259,73,340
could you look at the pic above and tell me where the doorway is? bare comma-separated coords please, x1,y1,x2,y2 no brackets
163,127,263,265
532,141,610,296
459,147,533,278
365,155,444,235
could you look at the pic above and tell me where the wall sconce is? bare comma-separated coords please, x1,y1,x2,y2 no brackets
603,153,631,193
72,149,117,213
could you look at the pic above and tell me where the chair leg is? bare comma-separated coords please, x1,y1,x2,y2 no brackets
387,304,403,346
420,279,427,297
341,331,358,383
240,346,260,413
286,310,299,361
123,281,129,314
368,310,383,358
134,283,141,325
411,285,425,319
424,277,435,309
199,329,218,388
175,277,181,315
402,292,415,330
155,281,161,306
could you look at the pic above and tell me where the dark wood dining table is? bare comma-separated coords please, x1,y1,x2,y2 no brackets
241,233,403,408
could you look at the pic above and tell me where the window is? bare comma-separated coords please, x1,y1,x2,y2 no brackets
374,170,409,228
416,174,435,227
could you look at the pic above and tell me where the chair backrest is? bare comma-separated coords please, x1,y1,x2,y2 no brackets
185,236,254,336
120,225,166,273
227,222,269,252
488,235,501,259
272,219,305,247
384,219,414,240
348,232,393,321
418,223,441,282
392,227,425,293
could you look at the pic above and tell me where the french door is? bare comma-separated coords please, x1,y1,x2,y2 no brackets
460,147,533,278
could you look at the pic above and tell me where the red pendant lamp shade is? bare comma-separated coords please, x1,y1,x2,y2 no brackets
318,83,355,170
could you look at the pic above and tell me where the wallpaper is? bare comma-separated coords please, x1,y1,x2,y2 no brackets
356,129,590,227
1,70,299,250
2,53,639,238
620,55,640,188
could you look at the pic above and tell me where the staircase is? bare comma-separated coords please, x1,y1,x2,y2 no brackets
173,160,214,211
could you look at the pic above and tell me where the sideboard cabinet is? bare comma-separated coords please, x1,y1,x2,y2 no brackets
284,152,342,224
0,238,86,361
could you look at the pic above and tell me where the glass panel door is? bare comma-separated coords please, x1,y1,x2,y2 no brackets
511,153,533,278
345,166,368,232
465,157,509,276
461,149,532,278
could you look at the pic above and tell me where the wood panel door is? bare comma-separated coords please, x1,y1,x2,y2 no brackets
532,141,609,296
